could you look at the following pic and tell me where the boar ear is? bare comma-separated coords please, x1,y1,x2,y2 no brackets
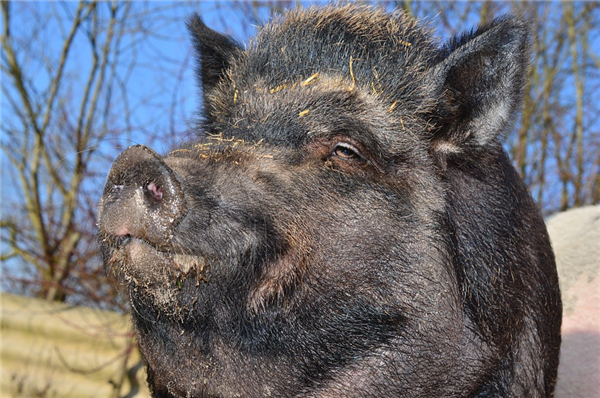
187,15,243,102
429,16,529,155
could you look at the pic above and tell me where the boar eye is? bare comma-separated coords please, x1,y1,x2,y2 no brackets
332,142,361,160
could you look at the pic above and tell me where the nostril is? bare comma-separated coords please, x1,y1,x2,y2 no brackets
147,182,163,202
115,234,132,247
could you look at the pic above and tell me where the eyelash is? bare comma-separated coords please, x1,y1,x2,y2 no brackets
331,142,362,160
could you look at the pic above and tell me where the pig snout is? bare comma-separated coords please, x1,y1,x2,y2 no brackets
98,145,188,249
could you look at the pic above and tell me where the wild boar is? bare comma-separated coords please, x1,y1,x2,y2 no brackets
98,5,562,397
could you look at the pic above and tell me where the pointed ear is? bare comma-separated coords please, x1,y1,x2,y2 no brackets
187,14,243,104
429,16,529,155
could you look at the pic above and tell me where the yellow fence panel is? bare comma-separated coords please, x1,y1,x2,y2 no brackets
1,293,150,398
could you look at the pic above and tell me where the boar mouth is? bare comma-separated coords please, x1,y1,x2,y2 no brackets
105,235,209,294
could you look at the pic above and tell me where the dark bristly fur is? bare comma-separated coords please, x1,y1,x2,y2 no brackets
98,5,561,397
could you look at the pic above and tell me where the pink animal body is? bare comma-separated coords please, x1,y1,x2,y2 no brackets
547,206,600,398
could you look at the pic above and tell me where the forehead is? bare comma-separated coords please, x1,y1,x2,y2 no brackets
217,74,395,148
241,6,436,89
205,6,437,151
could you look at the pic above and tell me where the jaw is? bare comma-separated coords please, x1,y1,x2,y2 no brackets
116,237,495,398
133,297,491,398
